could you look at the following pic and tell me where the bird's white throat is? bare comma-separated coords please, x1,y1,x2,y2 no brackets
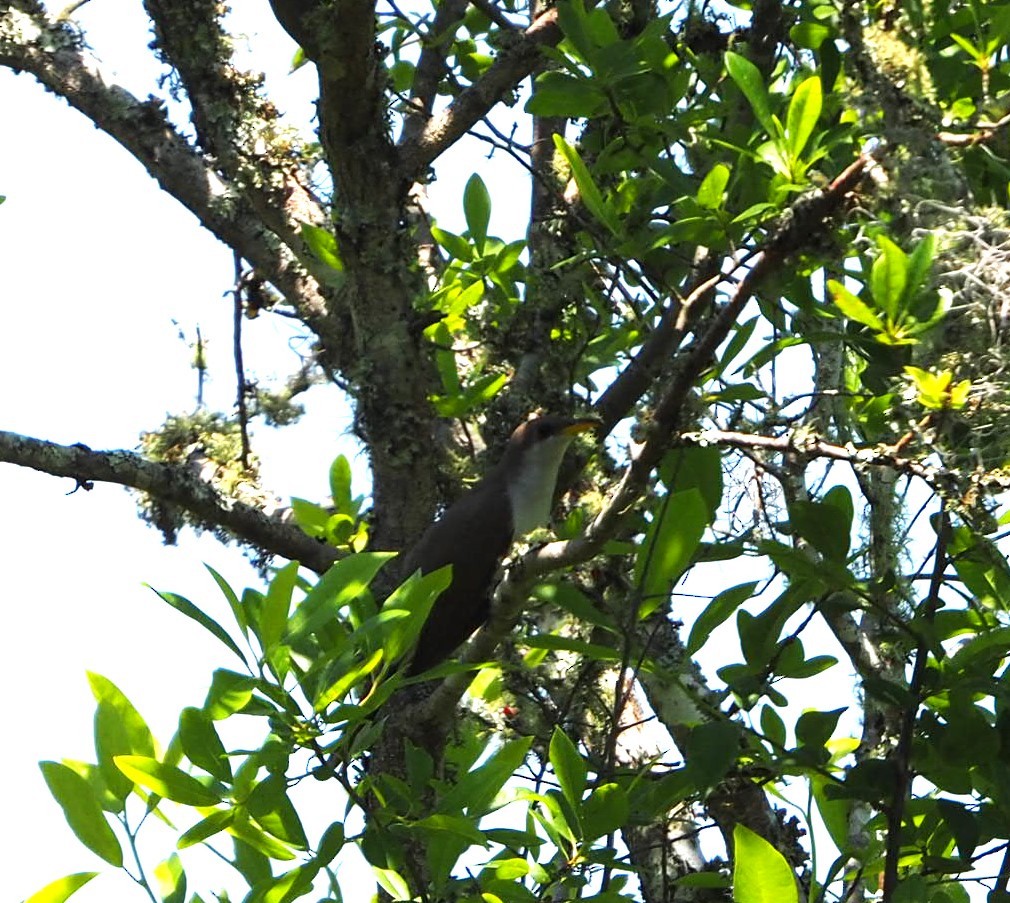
507,434,576,536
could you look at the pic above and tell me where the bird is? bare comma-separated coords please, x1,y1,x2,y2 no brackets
399,414,599,675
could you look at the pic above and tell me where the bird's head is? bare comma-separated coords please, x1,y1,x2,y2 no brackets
500,415,600,535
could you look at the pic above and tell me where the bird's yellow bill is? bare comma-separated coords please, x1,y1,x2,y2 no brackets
562,418,602,436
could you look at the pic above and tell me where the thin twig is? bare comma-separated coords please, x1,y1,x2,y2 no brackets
232,252,251,470
882,507,950,900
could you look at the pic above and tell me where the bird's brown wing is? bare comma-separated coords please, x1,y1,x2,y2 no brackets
401,480,514,674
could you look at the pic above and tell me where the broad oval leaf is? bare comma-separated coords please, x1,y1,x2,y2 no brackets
88,671,156,802
635,488,709,616
870,236,908,320
179,707,232,782
463,173,491,252
550,727,587,812
247,774,308,848
582,782,630,840
114,756,222,806
687,582,758,655
39,762,123,867
153,852,186,903
785,75,822,162
725,51,777,137
697,163,730,209
204,669,258,720
260,560,301,654
733,823,799,903
827,279,883,331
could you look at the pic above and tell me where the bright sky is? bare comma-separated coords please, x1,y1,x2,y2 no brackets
0,3,530,900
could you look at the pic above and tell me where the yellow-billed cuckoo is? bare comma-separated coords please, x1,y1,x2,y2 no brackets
401,415,598,674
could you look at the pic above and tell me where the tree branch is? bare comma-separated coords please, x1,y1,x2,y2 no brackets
0,5,346,360
0,430,338,573
674,428,944,489
142,0,329,252
397,0,470,146
398,8,562,176
421,154,874,728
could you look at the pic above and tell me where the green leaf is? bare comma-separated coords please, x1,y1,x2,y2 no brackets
247,774,309,848
381,566,454,663
658,446,724,519
286,552,395,643
788,496,851,562
718,317,758,376
937,799,979,860
40,762,123,866
905,232,937,298
796,708,845,749
550,727,587,811
556,0,595,60
527,71,607,118
582,782,630,839
88,672,156,803
790,22,831,49
318,822,346,865
431,225,474,262
463,173,492,252
114,756,222,806
300,223,343,271
204,669,258,720
760,705,787,748
870,236,909,319
827,279,884,330
178,808,236,848
687,582,758,655
229,816,298,861
153,852,186,903
697,163,730,209
60,760,121,814
260,560,301,653
414,813,487,845
438,736,533,817
635,488,708,616
149,588,247,664
329,454,354,512
811,775,851,853
373,866,411,901
553,134,620,235
205,564,249,639
725,52,777,137
525,633,620,661
179,707,232,782
24,872,99,903
532,582,616,631
784,76,822,163
686,721,740,792
733,824,799,903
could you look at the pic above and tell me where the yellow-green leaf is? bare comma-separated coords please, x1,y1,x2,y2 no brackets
114,756,221,806
733,824,799,903
24,872,99,903
40,762,123,866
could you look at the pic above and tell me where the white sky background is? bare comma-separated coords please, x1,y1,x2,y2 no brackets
0,3,531,899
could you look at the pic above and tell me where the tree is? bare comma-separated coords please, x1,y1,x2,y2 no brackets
5,0,1010,901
